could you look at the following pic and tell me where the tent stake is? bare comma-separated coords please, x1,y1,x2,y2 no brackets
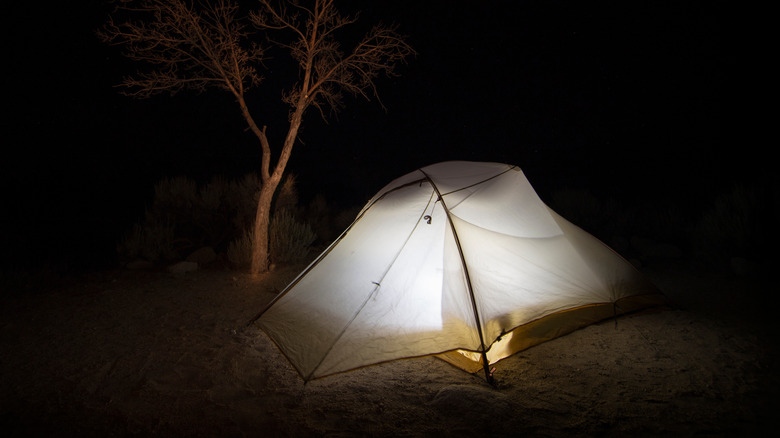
481,351,495,385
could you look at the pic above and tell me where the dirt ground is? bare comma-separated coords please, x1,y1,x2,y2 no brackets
1,262,776,437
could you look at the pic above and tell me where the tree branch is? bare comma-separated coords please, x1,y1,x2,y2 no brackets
98,0,264,99
250,0,414,117
101,0,414,275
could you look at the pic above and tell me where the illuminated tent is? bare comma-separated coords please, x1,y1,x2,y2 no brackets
249,161,664,382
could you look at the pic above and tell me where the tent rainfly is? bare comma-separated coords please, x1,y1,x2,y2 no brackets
249,161,664,382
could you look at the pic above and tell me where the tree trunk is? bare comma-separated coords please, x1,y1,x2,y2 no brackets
250,178,279,275
248,101,305,276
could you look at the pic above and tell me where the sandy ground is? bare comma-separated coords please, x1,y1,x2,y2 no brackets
1,262,776,437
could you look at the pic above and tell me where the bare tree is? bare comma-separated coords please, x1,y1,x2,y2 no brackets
100,0,414,275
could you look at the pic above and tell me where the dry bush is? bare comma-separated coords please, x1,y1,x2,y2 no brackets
227,228,254,268
693,184,769,264
269,209,316,265
119,174,261,264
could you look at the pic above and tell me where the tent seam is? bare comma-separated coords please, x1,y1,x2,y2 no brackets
305,185,438,380
420,168,495,383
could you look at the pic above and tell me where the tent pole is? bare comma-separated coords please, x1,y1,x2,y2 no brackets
421,169,495,386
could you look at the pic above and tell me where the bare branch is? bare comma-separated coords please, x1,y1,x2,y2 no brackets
250,0,414,117
314,24,415,111
101,0,413,275
98,0,264,99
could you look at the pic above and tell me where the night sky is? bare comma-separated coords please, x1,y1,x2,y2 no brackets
2,1,746,271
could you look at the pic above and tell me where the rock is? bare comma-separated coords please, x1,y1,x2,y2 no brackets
186,246,217,266
167,261,198,275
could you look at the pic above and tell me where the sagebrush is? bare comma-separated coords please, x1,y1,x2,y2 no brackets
693,184,769,262
119,173,322,269
270,209,316,265
119,174,261,263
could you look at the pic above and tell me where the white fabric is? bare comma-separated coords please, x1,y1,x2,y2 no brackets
255,161,657,380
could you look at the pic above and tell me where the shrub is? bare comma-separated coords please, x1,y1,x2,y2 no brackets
198,176,227,211
693,184,767,262
628,201,690,247
334,205,362,233
119,174,261,264
305,194,334,243
120,221,177,263
227,228,254,268
192,176,231,246
548,188,693,248
274,174,300,215
151,176,198,224
548,188,623,240
120,172,322,269
270,209,316,265
117,176,195,262
226,173,261,232
304,195,362,245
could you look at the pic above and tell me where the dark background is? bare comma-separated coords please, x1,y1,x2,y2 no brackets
2,1,755,272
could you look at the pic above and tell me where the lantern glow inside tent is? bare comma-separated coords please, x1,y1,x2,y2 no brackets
250,161,664,382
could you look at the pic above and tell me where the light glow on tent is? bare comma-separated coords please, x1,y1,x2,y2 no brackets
251,161,664,382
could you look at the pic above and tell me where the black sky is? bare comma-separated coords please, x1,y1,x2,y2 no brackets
3,1,748,271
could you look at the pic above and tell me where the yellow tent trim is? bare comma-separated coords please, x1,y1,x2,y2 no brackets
437,293,667,373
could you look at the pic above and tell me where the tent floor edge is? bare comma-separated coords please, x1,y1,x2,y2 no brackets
435,293,667,376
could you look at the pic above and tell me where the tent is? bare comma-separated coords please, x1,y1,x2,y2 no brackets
249,161,664,382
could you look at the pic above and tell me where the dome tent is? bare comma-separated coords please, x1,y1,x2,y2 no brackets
249,161,664,382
